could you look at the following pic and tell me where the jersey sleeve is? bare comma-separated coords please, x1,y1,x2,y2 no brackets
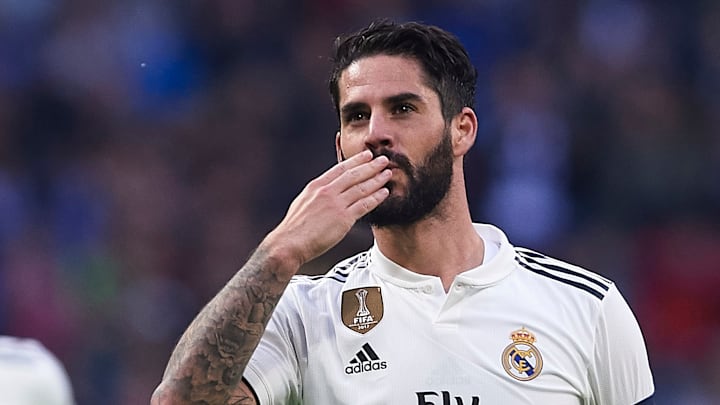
589,284,655,404
242,286,304,405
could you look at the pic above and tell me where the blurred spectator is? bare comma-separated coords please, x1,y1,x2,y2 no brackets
481,53,572,249
633,220,720,404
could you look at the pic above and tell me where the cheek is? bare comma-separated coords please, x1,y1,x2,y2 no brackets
410,127,447,160
337,131,366,158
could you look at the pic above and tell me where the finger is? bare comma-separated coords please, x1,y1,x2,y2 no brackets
347,187,390,218
341,168,392,206
330,155,389,193
312,150,374,187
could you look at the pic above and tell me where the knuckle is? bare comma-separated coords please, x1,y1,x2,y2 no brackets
347,167,361,180
307,177,322,190
361,199,371,212
315,184,332,198
355,183,367,195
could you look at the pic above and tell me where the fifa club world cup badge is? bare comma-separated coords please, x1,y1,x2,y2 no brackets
342,287,383,334
502,327,543,381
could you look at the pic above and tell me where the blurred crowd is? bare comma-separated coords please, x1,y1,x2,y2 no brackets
0,0,718,403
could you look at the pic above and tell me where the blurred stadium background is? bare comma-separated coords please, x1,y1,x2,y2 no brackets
0,0,718,403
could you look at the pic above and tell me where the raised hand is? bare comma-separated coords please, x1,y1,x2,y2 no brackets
263,150,391,276
152,150,390,405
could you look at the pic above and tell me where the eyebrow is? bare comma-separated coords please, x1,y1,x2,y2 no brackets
340,101,367,117
340,92,425,116
384,92,423,107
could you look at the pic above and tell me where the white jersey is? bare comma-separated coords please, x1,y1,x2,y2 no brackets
0,336,75,405
244,224,654,404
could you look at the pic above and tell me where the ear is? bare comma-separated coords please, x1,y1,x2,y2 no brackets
335,131,344,162
451,107,478,157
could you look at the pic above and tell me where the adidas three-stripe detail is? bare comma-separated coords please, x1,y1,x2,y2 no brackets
515,247,612,300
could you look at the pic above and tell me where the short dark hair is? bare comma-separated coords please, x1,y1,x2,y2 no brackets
328,20,477,123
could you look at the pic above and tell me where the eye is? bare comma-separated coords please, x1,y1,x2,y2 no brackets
344,111,369,123
392,103,416,115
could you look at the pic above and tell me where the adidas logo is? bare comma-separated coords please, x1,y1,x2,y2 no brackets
344,343,387,375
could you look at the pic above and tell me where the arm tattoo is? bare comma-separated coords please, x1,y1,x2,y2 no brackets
155,246,293,404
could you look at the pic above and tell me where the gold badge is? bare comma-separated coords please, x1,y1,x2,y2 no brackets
502,327,543,381
342,287,383,334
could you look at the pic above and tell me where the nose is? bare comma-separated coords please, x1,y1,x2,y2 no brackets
365,113,393,151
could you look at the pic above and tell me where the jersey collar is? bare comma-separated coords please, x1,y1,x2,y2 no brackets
369,223,516,288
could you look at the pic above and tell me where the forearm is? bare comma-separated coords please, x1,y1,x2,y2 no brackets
152,241,300,404
152,151,390,404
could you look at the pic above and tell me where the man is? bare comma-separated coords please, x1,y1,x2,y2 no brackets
152,20,655,404
0,336,76,405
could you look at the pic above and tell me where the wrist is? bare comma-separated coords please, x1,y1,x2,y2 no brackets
257,231,306,280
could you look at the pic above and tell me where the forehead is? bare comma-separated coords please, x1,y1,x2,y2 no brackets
338,55,436,106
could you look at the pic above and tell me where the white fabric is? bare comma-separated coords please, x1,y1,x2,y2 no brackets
0,336,75,405
244,224,654,404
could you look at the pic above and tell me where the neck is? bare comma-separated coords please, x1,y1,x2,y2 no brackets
371,191,484,292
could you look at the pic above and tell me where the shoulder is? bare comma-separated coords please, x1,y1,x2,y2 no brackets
289,250,373,290
513,246,614,301
273,250,374,323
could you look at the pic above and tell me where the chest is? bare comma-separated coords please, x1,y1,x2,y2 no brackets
299,279,597,404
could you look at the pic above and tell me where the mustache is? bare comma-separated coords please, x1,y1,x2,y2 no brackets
371,149,413,172
339,148,413,173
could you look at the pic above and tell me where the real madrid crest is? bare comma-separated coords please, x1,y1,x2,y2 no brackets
341,287,383,334
501,327,543,381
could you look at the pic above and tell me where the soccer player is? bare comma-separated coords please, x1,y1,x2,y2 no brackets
152,20,654,404
0,336,76,405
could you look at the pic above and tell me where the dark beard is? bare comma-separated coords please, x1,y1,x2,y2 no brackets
362,128,453,227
